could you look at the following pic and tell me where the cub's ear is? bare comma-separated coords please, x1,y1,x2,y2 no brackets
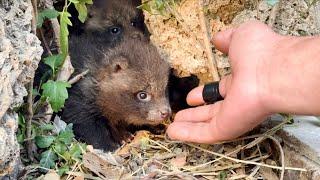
111,56,129,73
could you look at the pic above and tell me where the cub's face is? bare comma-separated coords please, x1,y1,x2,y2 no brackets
93,39,171,126
85,0,147,46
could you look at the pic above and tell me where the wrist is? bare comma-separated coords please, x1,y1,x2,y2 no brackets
260,35,320,115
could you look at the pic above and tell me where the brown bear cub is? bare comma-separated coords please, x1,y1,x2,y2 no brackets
62,0,171,151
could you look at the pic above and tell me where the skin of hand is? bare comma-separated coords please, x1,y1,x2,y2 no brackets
166,20,320,143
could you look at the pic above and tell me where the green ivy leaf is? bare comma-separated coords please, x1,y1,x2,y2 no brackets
74,3,88,23
39,124,55,131
219,171,227,180
137,3,152,14
42,9,60,19
40,149,58,169
60,11,72,26
18,114,26,128
35,135,55,148
60,11,72,56
53,141,68,155
69,143,85,160
74,0,93,23
41,80,71,112
58,165,70,176
17,131,25,144
37,9,60,28
57,126,75,145
43,54,64,74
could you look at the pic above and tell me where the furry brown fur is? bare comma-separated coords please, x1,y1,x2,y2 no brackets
83,0,147,43
63,27,170,151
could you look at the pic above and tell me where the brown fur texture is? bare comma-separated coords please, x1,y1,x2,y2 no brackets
62,0,171,151
64,36,170,150
84,0,147,42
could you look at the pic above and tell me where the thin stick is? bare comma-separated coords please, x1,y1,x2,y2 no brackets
68,69,89,85
266,135,285,180
187,143,306,172
149,139,172,153
39,28,53,56
31,0,37,34
26,77,35,162
198,0,220,81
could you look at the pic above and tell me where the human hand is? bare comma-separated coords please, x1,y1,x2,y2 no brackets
166,21,286,143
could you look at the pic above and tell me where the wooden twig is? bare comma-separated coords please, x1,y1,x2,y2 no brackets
266,135,285,180
30,0,37,34
187,143,306,172
26,0,38,162
39,28,53,56
56,55,74,81
26,76,35,162
198,0,220,81
43,0,61,50
68,69,89,85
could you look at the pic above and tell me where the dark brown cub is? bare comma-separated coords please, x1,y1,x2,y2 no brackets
83,0,147,45
63,35,171,150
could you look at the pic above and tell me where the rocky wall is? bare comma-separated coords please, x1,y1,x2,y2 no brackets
0,0,42,178
144,0,320,83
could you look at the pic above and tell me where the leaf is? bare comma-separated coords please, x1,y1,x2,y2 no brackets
57,125,75,145
74,3,88,23
59,11,72,55
37,9,60,28
219,171,227,180
58,165,70,176
40,149,58,169
60,11,72,26
137,3,152,14
17,132,25,144
43,54,64,74
32,88,40,97
53,141,67,155
41,9,60,19
69,144,82,160
53,116,67,134
41,80,71,112
18,114,25,128
35,135,55,148
39,124,55,131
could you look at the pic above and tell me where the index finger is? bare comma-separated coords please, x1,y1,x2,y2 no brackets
187,75,231,106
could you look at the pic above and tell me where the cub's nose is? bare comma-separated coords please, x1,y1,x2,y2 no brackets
160,109,172,119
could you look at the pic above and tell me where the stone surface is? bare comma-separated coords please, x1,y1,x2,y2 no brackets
144,0,320,83
270,115,320,180
0,0,43,178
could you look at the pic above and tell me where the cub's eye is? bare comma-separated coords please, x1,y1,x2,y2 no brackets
109,26,122,35
136,91,151,102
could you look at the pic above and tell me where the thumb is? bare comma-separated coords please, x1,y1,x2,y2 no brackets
211,28,234,54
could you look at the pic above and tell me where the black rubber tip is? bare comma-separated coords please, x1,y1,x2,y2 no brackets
202,82,224,104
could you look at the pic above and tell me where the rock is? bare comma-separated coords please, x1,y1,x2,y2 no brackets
144,0,320,83
0,0,43,178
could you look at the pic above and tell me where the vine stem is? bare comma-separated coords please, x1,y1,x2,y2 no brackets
198,0,220,81
26,75,35,162
26,0,38,162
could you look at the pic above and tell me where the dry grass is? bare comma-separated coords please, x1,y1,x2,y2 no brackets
58,115,307,180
